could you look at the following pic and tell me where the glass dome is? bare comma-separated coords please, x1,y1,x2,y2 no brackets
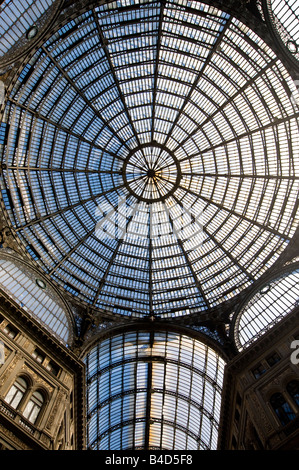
84,329,226,450
234,266,299,351
0,252,72,344
0,0,299,319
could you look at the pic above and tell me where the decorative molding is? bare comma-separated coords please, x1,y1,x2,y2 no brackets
0,352,22,388
20,364,54,394
0,422,30,450
0,226,24,256
46,390,65,432
0,0,65,70
250,394,273,435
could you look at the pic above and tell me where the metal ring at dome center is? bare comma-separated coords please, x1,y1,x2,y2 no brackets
122,143,182,203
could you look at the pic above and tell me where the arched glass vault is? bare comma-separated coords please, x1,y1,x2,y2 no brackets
0,0,298,322
233,264,299,351
84,327,226,450
0,250,73,344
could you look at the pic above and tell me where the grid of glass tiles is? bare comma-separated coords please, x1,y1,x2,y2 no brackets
0,255,71,344
0,0,299,319
84,330,226,450
234,267,299,350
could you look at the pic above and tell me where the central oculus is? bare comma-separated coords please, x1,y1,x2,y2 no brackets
147,168,156,178
122,144,182,203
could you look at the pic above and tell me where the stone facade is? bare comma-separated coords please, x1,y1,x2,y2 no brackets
0,291,85,450
219,307,299,450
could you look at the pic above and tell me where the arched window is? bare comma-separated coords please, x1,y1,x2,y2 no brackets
4,376,28,409
270,393,296,426
23,390,44,424
287,380,299,407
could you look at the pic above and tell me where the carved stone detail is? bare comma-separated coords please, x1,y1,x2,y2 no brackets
0,226,24,255
250,394,273,435
21,363,54,393
0,352,22,388
262,369,290,396
0,423,30,450
46,390,65,432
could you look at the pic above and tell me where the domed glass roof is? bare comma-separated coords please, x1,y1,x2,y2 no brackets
1,0,299,319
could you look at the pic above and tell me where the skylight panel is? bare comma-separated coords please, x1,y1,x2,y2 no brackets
85,330,225,449
235,268,299,350
1,0,298,323
0,256,71,343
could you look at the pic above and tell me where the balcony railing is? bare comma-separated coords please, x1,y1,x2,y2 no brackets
0,397,51,448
